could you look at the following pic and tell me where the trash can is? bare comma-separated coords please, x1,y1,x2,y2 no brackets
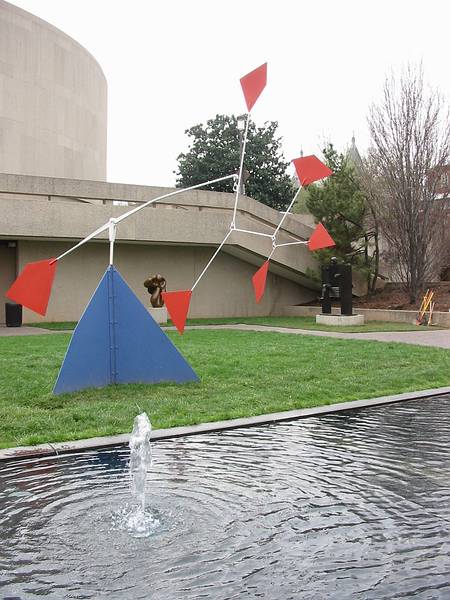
5,302,22,327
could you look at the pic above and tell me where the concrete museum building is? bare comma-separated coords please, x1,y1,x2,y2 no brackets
0,0,320,324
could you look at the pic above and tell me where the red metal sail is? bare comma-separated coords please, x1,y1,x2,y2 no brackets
240,63,267,112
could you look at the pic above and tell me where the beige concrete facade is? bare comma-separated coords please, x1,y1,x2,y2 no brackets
0,173,320,323
0,0,107,180
17,240,311,324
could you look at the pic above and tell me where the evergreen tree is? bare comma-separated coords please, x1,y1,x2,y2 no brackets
306,144,366,263
175,115,295,210
306,143,380,292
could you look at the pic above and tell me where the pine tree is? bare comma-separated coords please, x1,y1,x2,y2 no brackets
306,144,380,292
306,144,366,260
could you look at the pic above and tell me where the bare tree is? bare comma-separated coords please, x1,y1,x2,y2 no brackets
368,65,450,303
357,154,381,294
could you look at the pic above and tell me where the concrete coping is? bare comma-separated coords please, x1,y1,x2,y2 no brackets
316,314,365,326
1,385,449,462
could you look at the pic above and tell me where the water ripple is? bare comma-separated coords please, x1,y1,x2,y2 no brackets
1,395,450,599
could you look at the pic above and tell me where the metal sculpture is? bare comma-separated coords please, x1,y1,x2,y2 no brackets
6,62,336,393
53,267,198,394
144,274,167,308
320,258,353,316
162,65,336,334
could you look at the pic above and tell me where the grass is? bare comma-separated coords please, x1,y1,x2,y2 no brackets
29,321,77,331
28,316,441,334
183,316,437,333
0,329,449,449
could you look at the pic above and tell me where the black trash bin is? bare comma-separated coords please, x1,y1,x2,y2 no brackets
5,302,22,327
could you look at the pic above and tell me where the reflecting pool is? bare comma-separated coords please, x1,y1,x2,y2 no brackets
1,395,449,599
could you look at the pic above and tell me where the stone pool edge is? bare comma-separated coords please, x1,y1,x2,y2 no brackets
2,385,450,462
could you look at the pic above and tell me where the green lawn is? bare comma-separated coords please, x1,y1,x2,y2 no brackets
29,321,77,331
1,329,449,449
28,315,440,334
183,316,436,333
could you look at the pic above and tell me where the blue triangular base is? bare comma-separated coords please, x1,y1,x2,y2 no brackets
53,266,199,394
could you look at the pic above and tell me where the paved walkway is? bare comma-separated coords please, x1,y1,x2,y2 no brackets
0,323,449,349
182,324,450,349
0,325,66,336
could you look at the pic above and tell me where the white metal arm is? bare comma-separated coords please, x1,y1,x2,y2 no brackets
55,173,237,262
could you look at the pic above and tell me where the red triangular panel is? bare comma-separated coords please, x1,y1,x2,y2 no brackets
162,290,192,335
252,261,269,303
292,155,333,186
6,258,57,316
240,63,267,112
308,223,336,251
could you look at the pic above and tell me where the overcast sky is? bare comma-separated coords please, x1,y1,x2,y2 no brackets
11,0,450,187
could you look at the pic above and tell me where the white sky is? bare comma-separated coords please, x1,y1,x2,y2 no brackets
11,0,450,187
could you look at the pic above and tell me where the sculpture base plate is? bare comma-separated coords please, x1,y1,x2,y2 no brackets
148,306,168,325
316,314,365,326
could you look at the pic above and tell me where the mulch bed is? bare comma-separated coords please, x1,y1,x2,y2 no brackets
353,282,450,312
304,282,450,312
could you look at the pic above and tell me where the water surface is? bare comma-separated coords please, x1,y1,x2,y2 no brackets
1,396,449,599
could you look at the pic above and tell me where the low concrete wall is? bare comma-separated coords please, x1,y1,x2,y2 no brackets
0,172,321,288
281,305,450,327
2,386,450,460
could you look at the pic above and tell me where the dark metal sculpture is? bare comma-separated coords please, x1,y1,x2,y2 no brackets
320,257,353,316
143,274,167,308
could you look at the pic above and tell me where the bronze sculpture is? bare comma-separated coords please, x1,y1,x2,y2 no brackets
143,274,167,308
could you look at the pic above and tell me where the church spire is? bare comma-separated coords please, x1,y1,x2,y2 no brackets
347,134,363,171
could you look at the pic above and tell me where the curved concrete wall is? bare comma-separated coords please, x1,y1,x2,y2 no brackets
0,0,107,180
